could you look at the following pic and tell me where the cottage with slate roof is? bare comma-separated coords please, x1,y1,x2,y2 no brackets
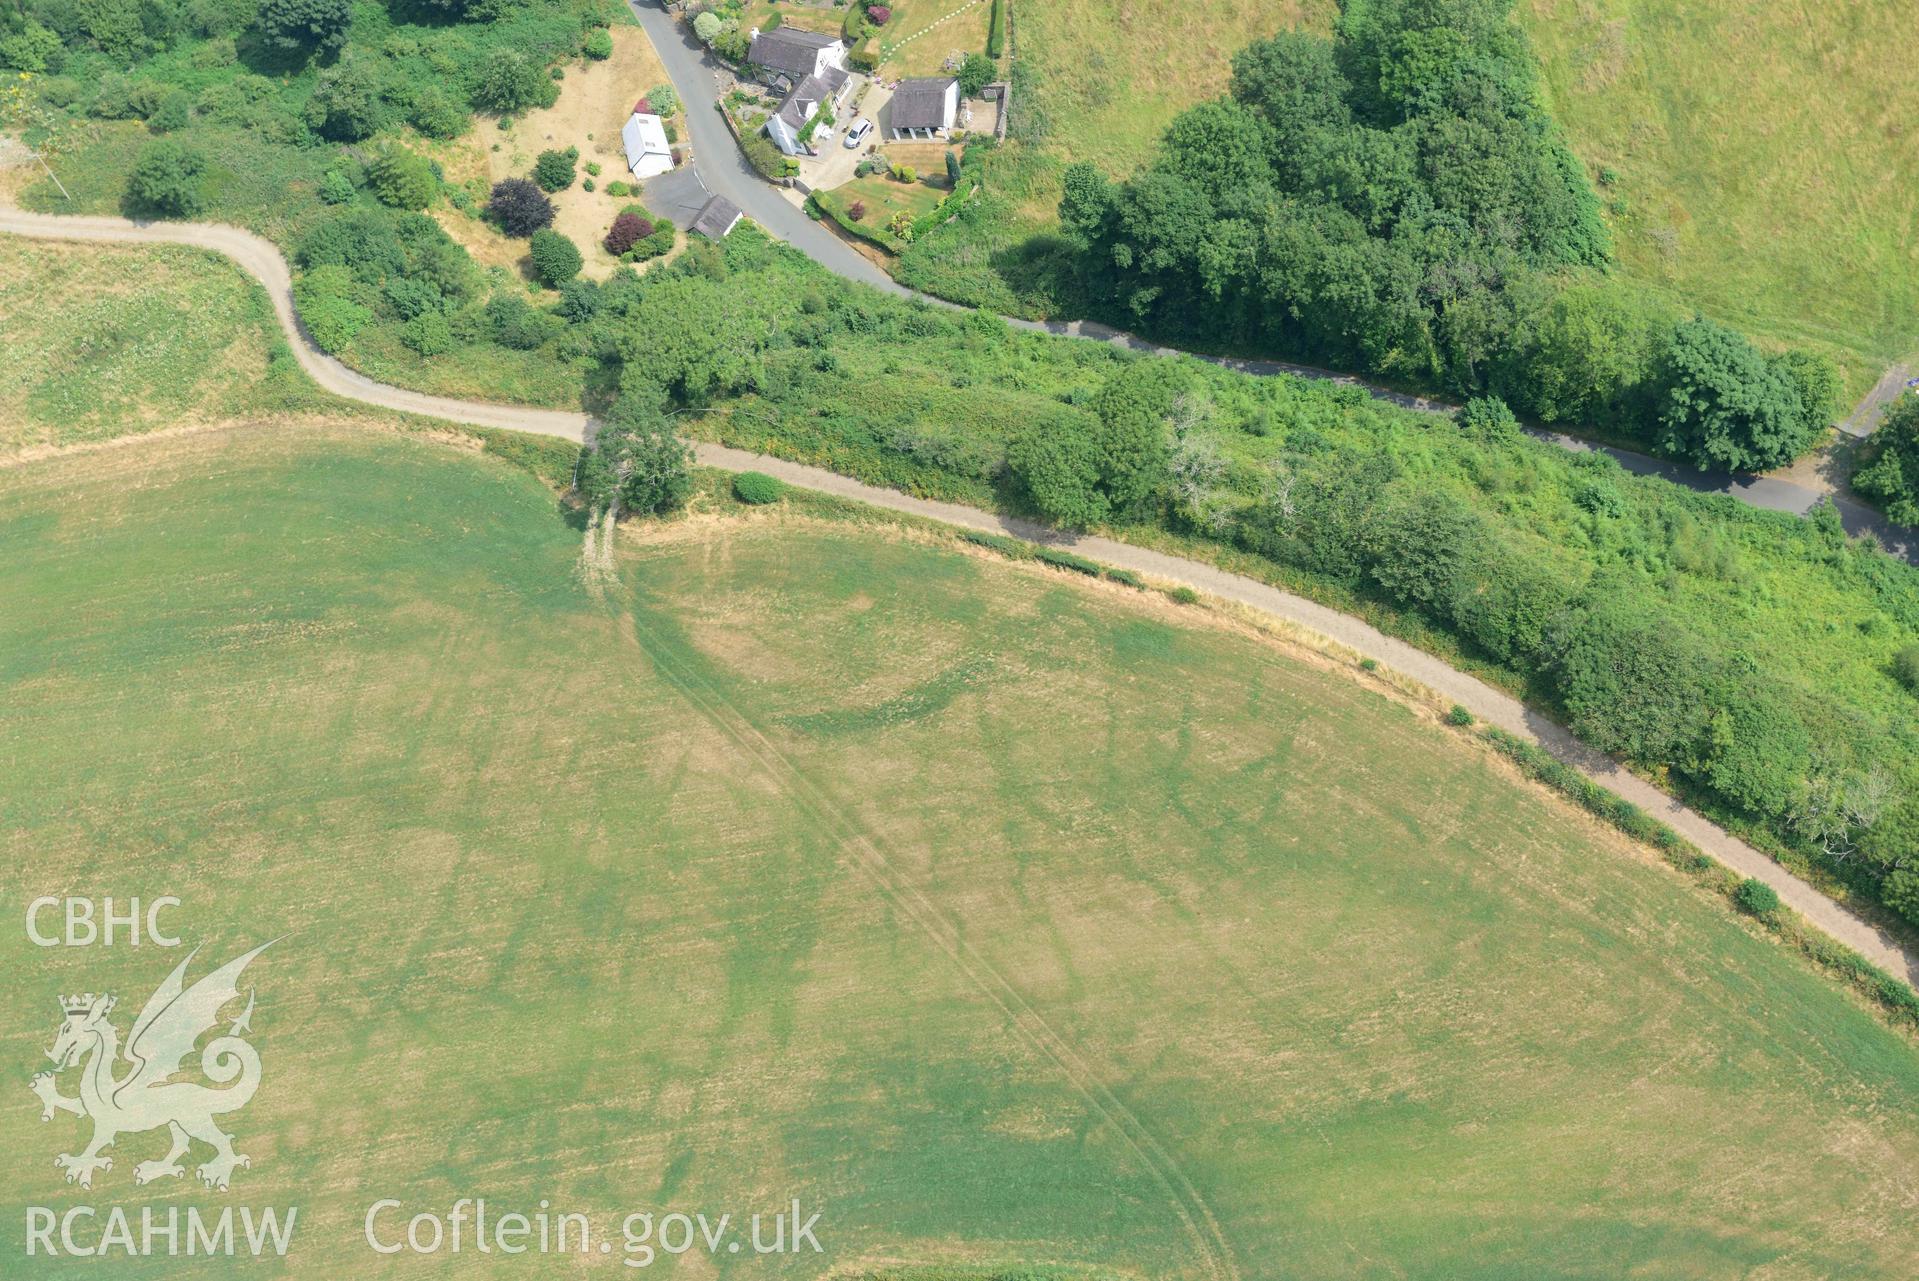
747,27,847,93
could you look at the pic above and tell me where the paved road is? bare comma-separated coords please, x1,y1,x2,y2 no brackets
3,206,1909,985
624,0,1916,563
1842,358,1915,439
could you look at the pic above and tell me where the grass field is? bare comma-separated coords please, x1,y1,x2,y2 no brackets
1016,0,1332,176
1519,0,1919,395
910,0,1917,398
0,240,314,456
2,427,1917,1276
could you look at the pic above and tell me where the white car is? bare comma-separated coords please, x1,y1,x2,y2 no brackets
843,119,874,149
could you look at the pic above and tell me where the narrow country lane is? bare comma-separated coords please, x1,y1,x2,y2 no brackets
622,0,1915,561
3,208,1911,987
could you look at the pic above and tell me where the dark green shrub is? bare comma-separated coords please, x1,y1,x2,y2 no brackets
383,276,443,320
0,20,62,73
472,49,559,115
1034,546,1102,576
1358,656,1378,670
258,0,352,55
583,28,613,59
368,147,437,211
1457,394,1520,441
528,229,583,287
1893,646,1919,694
485,293,561,350
959,530,1031,559
555,278,603,323
1105,567,1144,588
304,58,388,141
318,169,356,205
732,471,785,504
1734,878,1782,917
126,140,207,217
957,51,995,98
408,86,469,141
1446,705,1474,726
146,90,191,134
533,148,577,193
1882,869,1919,925
1855,397,1919,526
986,0,1004,57
292,266,370,353
400,310,455,356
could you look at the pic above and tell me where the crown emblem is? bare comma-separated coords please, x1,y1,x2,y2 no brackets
61,993,112,1017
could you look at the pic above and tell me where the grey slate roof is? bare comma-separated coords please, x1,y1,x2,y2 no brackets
691,194,743,240
890,77,956,131
749,27,840,77
777,65,850,130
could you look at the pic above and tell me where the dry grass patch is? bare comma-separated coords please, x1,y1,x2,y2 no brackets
0,239,307,455
425,26,681,282
1520,0,1919,392
1021,0,1333,175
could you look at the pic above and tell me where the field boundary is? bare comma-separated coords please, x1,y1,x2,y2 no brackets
0,212,1911,990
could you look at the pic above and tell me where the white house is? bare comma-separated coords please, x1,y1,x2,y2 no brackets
621,112,673,179
748,27,846,91
888,77,959,140
765,66,853,157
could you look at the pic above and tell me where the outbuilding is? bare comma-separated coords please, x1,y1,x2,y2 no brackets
621,112,673,179
691,195,744,240
888,77,959,140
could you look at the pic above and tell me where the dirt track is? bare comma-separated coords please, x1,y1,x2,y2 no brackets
1,206,1911,987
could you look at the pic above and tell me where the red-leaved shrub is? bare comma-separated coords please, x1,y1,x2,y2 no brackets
847,199,867,221
867,4,891,23
604,212,651,256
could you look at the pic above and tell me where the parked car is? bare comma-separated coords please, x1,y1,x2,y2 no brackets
843,119,874,149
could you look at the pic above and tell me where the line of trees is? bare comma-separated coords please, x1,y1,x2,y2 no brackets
1053,0,1838,474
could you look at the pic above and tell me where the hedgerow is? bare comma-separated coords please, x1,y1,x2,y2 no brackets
564,228,1919,938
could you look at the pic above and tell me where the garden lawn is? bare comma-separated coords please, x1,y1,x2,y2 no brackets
1,428,1917,1277
816,170,948,252
873,0,995,78
423,25,679,284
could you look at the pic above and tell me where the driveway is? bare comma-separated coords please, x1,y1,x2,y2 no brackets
640,164,713,229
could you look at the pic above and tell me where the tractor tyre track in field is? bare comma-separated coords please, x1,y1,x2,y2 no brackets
0,213,1911,983
603,602,1241,1281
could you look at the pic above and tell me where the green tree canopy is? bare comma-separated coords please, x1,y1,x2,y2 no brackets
258,0,352,55
126,139,207,217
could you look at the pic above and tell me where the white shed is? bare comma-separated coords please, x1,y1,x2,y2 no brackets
621,112,673,179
